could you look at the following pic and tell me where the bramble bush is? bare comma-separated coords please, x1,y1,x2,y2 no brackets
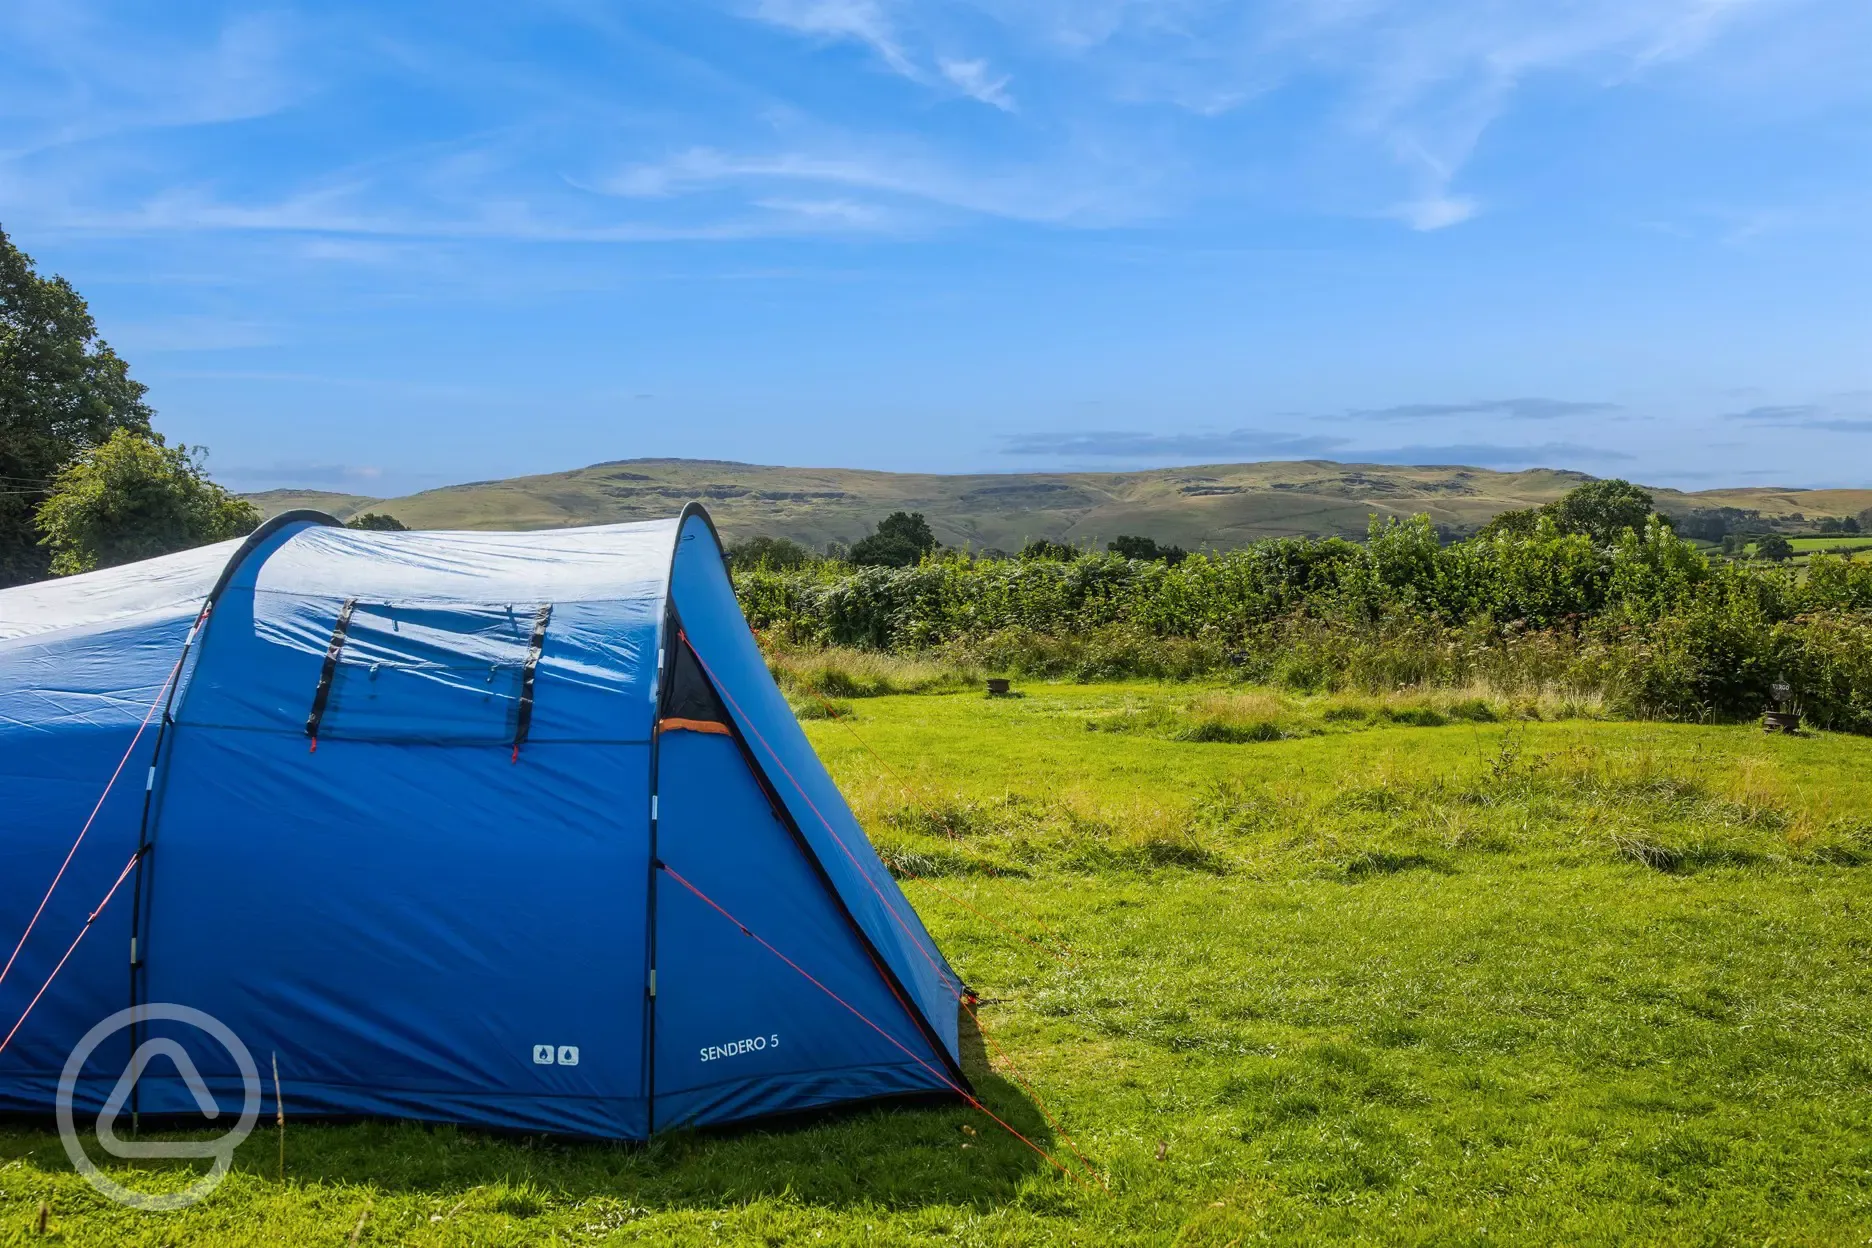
736,513,1872,731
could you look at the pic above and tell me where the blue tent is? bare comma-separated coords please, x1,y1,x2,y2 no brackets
0,507,968,1138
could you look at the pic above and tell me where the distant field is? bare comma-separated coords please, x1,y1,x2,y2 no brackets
1735,535,1872,563
6,683,1871,1244
241,458,1872,550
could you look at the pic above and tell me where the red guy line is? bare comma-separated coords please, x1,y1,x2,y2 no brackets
681,634,958,995
960,997,1105,1189
658,863,1099,1193
778,649,1080,965
0,607,199,997
0,852,141,1057
902,876,1077,964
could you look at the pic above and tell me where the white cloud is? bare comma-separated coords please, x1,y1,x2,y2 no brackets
752,196,890,225
751,0,1017,110
947,0,1791,226
0,6,302,160
1391,192,1477,231
752,0,917,77
5,0,1852,254
601,144,1134,224
940,58,1016,109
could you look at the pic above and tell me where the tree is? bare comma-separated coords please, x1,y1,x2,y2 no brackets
726,533,814,569
1108,535,1188,564
1477,508,1540,540
36,430,258,575
2,226,155,585
1018,538,1081,561
849,511,939,567
345,512,408,531
1756,534,1795,563
1674,507,1757,542
1478,480,1660,547
1546,479,1657,545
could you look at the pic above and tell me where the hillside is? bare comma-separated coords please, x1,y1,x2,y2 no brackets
244,459,1872,550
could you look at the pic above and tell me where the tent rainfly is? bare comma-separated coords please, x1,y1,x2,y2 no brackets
0,507,968,1138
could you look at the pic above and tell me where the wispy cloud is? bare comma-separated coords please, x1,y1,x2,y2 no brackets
752,195,888,225
1359,442,1634,467
1390,193,1479,231
601,144,1141,225
1723,401,1872,431
5,0,1847,252
1724,403,1823,422
751,0,1016,110
958,0,1787,229
752,0,916,77
940,58,1015,110
1002,428,1636,469
1344,398,1622,422
1292,0,1779,229
1002,429,1348,458
0,6,303,159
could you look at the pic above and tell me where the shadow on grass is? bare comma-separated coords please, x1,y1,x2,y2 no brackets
1334,850,1453,880
0,1010,1056,1215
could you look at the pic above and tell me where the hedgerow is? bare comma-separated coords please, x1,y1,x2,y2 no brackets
737,515,1872,730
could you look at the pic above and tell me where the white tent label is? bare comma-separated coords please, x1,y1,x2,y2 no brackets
700,1034,779,1063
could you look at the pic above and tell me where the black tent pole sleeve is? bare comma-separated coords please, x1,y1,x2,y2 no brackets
304,598,358,739
512,604,553,751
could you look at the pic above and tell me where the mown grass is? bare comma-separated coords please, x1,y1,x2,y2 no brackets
5,681,1872,1244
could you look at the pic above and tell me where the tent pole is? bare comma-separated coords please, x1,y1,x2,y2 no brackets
644,609,678,1136
124,602,208,1129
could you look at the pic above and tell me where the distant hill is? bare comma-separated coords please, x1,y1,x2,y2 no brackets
243,459,1872,551
243,489,385,521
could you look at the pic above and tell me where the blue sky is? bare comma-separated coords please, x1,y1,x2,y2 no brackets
2,0,1868,497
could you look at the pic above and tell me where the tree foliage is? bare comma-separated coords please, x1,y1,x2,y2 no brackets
1756,534,1794,562
1108,535,1189,565
35,430,258,575
849,511,939,568
1,226,154,585
1547,478,1659,544
1476,478,1661,547
727,533,815,570
345,512,409,531
1671,506,1758,542
1018,538,1082,561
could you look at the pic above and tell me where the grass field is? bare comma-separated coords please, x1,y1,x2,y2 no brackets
1733,535,1872,563
6,682,1872,1244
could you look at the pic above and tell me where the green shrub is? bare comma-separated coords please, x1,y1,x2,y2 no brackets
1779,611,1872,733
736,511,1872,733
